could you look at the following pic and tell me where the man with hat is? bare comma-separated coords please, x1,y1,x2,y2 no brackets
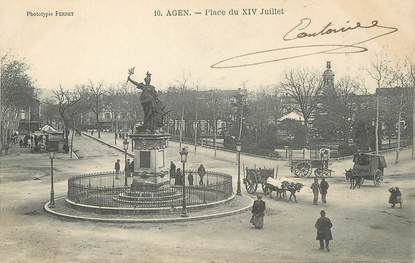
250,195,266,229
311,178,320,205
315,210,333,251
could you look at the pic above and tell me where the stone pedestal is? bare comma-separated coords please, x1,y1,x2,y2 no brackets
129,132,170,192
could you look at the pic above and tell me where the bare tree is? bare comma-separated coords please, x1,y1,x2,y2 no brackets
53,85,81,141
280,69,324,145
366,54,398,154
87,80,106,138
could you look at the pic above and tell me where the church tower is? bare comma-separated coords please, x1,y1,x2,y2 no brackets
322,61,335,92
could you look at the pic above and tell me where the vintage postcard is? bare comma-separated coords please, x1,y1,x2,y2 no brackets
0,0,414,262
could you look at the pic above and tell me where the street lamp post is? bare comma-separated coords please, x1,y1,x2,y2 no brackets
123,138,129,187
49,151,55,208
236,141,242,196
179,147,189,217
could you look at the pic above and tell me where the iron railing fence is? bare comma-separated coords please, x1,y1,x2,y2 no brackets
67,170,233,208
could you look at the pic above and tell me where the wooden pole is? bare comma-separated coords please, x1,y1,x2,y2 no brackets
213,106,217,158
194,110,198,152
375,90,379,154
412,87,415,160
395,89,404,163
180,106,184,150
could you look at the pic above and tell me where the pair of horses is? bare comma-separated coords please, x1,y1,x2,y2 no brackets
265,181,304,202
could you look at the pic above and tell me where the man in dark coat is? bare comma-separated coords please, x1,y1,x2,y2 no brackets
188,172,194,186
175,168,182,186
125,159,131,177
198,164,206,185
315,210,333,251
311,178,320,205
320,178,329,203
250,195,266,229
170,161,176,182
389,187,402,208
114,159,120,179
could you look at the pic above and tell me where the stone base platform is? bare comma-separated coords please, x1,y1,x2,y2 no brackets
113,189,182,206
44,195,253,223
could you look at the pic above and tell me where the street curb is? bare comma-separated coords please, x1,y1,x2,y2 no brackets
82,133,134,158
44,196,254,223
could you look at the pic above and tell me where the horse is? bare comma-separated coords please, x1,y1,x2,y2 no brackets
287,182,304,202
345,169,362,189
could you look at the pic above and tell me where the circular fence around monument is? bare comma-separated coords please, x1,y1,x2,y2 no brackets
67,170,233,209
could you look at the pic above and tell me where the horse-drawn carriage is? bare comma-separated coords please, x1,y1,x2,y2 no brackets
290,159,332,177
345,153,387,188
243,167,303,201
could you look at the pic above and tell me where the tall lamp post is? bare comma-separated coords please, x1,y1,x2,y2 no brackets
236,141,242,195
49,151,55,208
179,147,189,217
123,138,129,187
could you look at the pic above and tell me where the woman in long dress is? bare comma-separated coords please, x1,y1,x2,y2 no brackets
250,195,265,229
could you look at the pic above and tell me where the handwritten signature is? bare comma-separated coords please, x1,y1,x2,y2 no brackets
211,18,398,69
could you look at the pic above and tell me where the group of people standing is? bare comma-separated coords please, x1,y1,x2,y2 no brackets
114,159,134,179
310,178,329,205
170,162,206,186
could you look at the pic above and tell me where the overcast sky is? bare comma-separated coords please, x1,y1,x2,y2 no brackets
1,0,414,95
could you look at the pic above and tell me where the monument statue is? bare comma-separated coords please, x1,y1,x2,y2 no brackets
127,68,168,132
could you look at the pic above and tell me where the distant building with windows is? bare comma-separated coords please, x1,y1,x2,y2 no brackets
18,97,41,134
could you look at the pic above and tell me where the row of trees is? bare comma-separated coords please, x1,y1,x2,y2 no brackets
0,53,37,151
163,57,414,159
42,82,143,144
41,55,413,160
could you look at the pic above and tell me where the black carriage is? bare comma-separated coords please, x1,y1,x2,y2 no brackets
346,153,387,187
243,168,274,194
290,159,332,177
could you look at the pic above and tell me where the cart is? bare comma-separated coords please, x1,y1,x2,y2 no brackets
290,159,332,177
243,168,274,194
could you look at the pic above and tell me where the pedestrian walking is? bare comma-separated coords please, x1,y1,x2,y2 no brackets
311,178,320,205
198,164,206,185
188,172,194,186
389,187,402,208
170,161,176,181
315,210,333,252
250,195,266,229
320,178,329,203
114,159,120,179
175,168,182,186
125,159,131,178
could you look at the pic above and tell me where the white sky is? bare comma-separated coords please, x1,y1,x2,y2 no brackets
0,0,414,95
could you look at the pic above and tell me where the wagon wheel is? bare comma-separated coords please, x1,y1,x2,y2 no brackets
373,169,383,186
314,168,325,177
244,171,258,194
294,162,311,177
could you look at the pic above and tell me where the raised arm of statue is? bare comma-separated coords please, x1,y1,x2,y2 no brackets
127,75,141,88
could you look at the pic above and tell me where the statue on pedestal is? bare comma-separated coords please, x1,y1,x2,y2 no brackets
127,68,168,132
